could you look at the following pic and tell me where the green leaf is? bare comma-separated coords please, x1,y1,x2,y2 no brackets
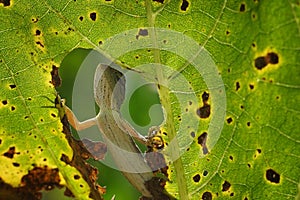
1,0,299,200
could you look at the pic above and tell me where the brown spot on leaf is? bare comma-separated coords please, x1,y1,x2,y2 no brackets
190,131,195,138
21,166,61,191
255,57,267,69
193,174,200,182
222,180,231,191
266,168,280,183
136,28,149,39
202,191,212,200
89,12,96,21
35,41,44,48
0,0,10,6
74,175,80,180
12,162,20,167
50,65,62,87
226,117,233,124
153,0,164,3
3,146,18,158
235,82,240,91
35,29,41,36
197,132,209,154
257,149,262,154
180,0,189,11
255,52,279,70
196,104,211,118
240,3,246,12
249,84,254,90
202,92,209,102
31,17,38,23
9,84,16,89
60,153,71,164
267,52,279,64
2,100,8,105
0,179,39,200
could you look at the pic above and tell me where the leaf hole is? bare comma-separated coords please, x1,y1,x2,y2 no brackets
203,170,208,176
79,16,84,21
11,106,15,111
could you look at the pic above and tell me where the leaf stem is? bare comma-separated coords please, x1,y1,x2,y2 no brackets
145,1,189,199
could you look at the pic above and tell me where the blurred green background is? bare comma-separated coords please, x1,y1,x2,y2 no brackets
42,49,163,200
